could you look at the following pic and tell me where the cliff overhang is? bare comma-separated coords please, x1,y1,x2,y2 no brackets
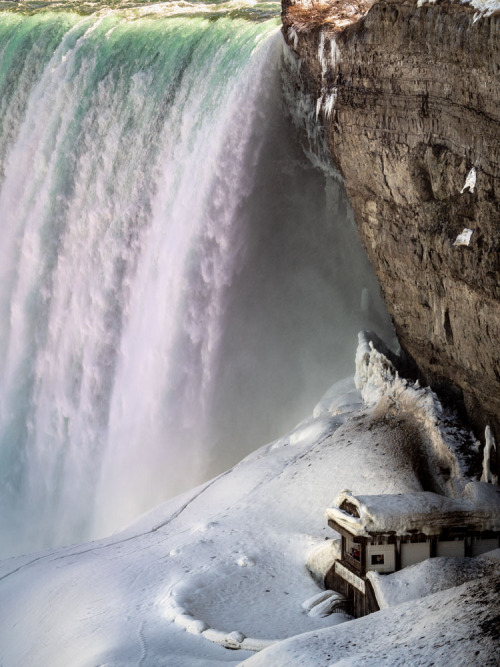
282,0,500,477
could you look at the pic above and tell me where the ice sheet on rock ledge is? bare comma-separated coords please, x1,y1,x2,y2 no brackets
460,167,477,193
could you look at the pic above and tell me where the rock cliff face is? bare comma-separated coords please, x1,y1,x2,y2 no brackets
282,0,500,475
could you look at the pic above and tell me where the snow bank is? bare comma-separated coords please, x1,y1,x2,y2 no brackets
306,594,347,618
158,582,280,652
200,628,277,652
465,480,500,517
241,571,500,666
305,538,341,585
482,547,500,563
313,377,362,418
301,589,336,612
367,554,498,609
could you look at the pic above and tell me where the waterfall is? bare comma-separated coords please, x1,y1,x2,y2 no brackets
0,3,392,558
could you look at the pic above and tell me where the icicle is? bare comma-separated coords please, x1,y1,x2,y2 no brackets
323,90,337,119
481,426,498,484
460,167,477,194
316,95,323,121
318,32,327,78
330,38,341,70
287,26,299,50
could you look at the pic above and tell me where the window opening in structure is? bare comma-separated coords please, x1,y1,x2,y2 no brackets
371,554,384,565
348,544,361,561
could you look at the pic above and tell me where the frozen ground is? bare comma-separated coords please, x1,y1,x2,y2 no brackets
0,335,498,666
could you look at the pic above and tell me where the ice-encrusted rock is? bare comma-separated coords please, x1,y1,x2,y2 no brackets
282,0,500,479
353,332,476,496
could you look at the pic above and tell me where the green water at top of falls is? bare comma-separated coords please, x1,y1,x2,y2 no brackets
0,5,280,180
0,0,280,21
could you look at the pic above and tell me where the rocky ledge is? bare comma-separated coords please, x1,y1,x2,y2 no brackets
282,0,500,475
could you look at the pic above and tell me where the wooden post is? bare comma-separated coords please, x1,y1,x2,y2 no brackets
430,536,438,558
464,535,472,557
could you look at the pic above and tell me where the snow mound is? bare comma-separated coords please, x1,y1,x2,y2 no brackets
289,416,344,447
307,593,347,618
305,538,341,586
241,573,500,666
367,554,499,609
482,548,500,563
301,590,338,613
313,377,362,418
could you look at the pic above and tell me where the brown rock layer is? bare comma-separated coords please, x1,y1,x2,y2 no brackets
282,0,500,473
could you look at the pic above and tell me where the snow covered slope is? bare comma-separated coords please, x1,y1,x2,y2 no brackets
242,572,500,666
0,337,496,666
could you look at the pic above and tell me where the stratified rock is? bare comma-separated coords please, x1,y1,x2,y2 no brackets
282,0,500,475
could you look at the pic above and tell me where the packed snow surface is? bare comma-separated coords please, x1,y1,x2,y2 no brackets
0,335,498,666
242,573,500,666
367,554,498,609
0,374,412,667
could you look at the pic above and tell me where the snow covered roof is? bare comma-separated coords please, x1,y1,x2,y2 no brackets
326,483,500,537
